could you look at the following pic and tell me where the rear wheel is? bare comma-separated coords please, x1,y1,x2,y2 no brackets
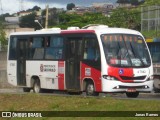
126,92,139,98
33,79,41,93
86,81,99,96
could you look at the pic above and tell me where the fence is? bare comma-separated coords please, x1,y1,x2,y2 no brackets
141,5,160,32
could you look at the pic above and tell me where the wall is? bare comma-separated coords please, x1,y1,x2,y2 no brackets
0,51,13,88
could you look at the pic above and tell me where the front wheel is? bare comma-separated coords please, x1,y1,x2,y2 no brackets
126,92,139,98
33,79,41,93
86,81,99,96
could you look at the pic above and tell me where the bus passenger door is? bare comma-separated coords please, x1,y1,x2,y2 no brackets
17,39,27,86
66,38,82,91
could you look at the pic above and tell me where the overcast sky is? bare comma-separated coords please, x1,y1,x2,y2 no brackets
0,0,117,14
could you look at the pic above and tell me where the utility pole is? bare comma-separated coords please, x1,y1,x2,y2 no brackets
45,5,49,29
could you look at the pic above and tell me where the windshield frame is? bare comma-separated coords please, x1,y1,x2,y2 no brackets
101,33,151,68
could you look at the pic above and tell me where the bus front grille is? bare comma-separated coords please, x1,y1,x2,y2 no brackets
120,76,146,80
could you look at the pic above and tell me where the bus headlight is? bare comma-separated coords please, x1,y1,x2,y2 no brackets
102,75,118,81
146,75,154,81
148,75,154,80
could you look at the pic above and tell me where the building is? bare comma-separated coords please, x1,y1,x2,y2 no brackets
17,11,32,17
67,3,114,16
91,3,114,16
4,16,34,39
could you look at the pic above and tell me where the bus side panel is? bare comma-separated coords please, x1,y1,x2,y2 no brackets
81,63,102,92
7,60,17,86
26,61,61,89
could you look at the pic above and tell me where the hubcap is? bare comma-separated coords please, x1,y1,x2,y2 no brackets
34,82,40,93
87,84,94,95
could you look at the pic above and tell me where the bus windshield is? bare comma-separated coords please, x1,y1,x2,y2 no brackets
101,34,151,67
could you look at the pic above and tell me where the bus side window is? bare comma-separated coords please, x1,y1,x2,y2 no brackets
83,38,100,61
45,36,64,60
28,38,34,59
9,37,17,60
32,37,45,59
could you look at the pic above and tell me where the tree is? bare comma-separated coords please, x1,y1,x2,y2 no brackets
109,7,140,30
57,12,109,29
117,0,129,4
0,22,7,50
130,0,139,5
19,12,41,30
32,6,41,11
66,3,75,10
0,13,13,22
143,0,160,5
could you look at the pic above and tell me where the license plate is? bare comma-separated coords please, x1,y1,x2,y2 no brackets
127,88,137,92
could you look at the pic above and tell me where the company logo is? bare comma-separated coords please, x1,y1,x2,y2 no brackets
119,69,124,75
40,64,56,72
40,64,43,72
2,112,11,117
1,112,42,118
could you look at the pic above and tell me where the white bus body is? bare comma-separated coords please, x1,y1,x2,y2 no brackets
7,25,153,97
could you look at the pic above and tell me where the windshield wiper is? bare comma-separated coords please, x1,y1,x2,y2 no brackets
117,40,122,66
129,42,146,67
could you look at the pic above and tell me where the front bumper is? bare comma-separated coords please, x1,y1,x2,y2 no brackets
102,79,153,93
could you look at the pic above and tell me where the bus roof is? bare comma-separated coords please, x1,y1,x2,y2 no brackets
10,25,142,36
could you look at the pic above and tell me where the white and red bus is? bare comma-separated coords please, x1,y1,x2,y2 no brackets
7,25,153,97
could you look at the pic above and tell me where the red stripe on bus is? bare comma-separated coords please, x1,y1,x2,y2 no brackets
108,66,134,83
81,62,102,92
61,30,95,34
58,61,65,90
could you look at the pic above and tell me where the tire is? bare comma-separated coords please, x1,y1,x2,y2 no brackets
33,79,41,93
126,92,139,98
23,88,31,92
153,87,160,93
86,81,99,96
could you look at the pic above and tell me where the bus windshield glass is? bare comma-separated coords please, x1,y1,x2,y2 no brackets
101,34,151,67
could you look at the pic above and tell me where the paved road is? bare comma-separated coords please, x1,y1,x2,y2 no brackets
0,88,160,100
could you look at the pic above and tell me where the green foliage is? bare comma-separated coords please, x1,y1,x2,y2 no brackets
56,12,110,29
66,3,75,10
108,7,140,30
55,7,141,30
19,12,41,30
0,22,7,49
0,13,13,22
32,6,41,11
17,4,141,32
142,30,160,38
117,0,130,4
144,0,160,5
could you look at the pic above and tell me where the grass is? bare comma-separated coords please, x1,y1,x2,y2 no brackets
0,93,160,120
142,30,160,38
